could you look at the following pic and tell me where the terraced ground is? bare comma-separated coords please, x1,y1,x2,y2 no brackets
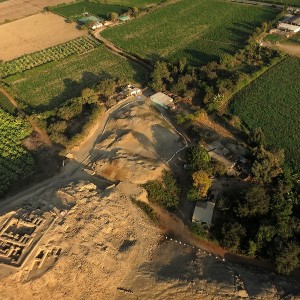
4,45,148,112
231,56,300,171
102,0,278,65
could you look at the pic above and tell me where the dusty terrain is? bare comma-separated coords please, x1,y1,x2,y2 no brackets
91,102,184,183
0,97,299,299
0,0,73,24
0,12,86,61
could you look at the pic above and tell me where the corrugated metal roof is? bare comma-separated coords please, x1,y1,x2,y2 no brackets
150,92,173,107
192,201,215,226
119,15,130,21
278,23,300,32
79,16,103,24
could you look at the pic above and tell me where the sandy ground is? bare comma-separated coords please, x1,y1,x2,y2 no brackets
0,0,73,24
91,101,185,184
0,95,299,299
0,12,86,61
0,180,298,300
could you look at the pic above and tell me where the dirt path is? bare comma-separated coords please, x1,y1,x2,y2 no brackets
0,87,52,146
151,203,279,273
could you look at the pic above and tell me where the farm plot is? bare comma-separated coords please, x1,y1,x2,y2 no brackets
52,2,129,20
102,0,278,65
0,12,86,61
0,90,15,113
0,108,35,197
231,56,300,171
6,45,148,112
0,0,74,24
0,36,101,78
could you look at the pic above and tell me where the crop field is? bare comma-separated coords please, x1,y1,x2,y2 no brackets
0,108,35,197
102,0,278,65
0,90,15,113
0,12,86,61
52,2,129,20
0,36,101,78
231,56,300,170
5,45,148,112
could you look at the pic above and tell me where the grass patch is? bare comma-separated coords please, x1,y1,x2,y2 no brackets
102,0,277,65
52,2,129,19
231,56,300,171
264,33,285,43
7,45,148,112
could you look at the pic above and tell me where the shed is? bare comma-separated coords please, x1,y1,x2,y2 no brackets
78,16,103,25
119,15,130,22
150,92,174,109
278,23,300,33
192,201,215,226
288,15,300,26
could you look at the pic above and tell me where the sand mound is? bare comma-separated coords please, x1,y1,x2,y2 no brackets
91,103,184,184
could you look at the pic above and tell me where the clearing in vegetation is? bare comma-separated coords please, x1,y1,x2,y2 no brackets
0,108,35,197
102,0,278,65
5,45,148,112
231,56,300,171
0,36,101,79
52,2,129,20
0,12,86,61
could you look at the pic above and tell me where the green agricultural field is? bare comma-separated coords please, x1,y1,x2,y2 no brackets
0,90,15,114
231,56,300,171
0,36,101,79
52,2,129,19
0,108,35,197
5,45,148,112
102,0,278,65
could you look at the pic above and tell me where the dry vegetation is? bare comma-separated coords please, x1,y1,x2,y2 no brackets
0,0,73,24
0,13,86,61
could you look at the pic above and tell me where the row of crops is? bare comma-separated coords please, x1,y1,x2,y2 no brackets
0,108,35,197
231,56,300,171
0,36,101,78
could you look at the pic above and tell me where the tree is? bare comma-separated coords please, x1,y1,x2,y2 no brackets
275,242,300,274
186,143,211,170
108,12,119,21
249,127,265,147
132,6,139,16
96,79,116,97
235,185,270,217
252,146,284,184
81,88,99,104
192,171,212,198
221,222,246,252
187,187,199,202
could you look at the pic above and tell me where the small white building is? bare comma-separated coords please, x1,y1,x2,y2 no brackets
192,201,215,226
150,92,175,109
128,87,141,96
92,22,103,30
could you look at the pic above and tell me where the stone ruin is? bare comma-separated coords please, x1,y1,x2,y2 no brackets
0,209,54,267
